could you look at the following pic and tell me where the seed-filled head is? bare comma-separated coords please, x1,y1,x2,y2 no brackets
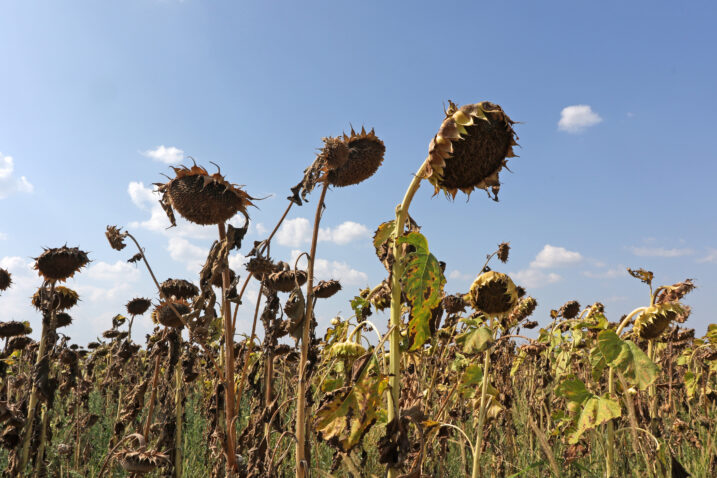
327,128,385,187
0,321,32,338
0,268,11,291
126,297,152,316
56,312,72,328
312,280,342,299
155,163,255,226
34,246,90,282
425,101,518,199
151,300,190,329
160,278,199,301
465,271,518,318
559,300,581,320
633,303,685,340
246,256,278,279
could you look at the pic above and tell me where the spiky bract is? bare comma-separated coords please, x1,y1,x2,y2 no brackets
105,226,127,251
126,297,152,316
156,163,255,226
425,101,518,199
160,279,199,301
634,303,685,340
327,128,385,187
32,286,79,311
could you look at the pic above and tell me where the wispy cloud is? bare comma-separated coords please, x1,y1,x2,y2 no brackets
583,265,626,279
290,249,367,285
448,270,473,281
511,268,562,288
698,248,717,263
0,153,33,199
629,246,693,258
141,145,184,164
558,105,603,133
277,217,370,247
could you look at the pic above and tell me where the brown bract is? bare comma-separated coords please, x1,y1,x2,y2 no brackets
152,300,190,328
327,128,385,187
32,286,79,311
425,101,518,199
34,246,90,282
160,278,199,301
246,256,278,279
126,297,152,316
117,449,169,474
633,303,685,340
155,163,255,226
0,268,11,291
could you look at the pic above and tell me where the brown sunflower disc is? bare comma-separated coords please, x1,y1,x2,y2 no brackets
126,297,152,316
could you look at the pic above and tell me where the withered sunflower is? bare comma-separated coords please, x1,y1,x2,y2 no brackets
465,271,519,318
34,246,90,282
312,279,342,299
319,136,349,171
425,101,518,199
32,286,79,311
264,270,308,293
155,163,255,226
327,128,385,187
56,312,72,328
160,278,199,301
117,449,169,474
0,268,11,291
0,321,32,338
151,300,190,328
246,256,278,279
633,303,685,340
126,297,152,316
105,225,127,251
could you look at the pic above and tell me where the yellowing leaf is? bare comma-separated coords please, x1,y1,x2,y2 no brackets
597,330,659,390
396,232,446,350
569,396,621,444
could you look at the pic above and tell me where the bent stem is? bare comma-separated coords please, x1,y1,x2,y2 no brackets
295,180,329,478
387,161,427,478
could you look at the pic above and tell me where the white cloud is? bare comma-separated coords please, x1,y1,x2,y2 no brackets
320,221,370,245
448,270,473,281
141,145,184,164
290,249,368,285
278,218,370,247
583,266,626,279
255,223,268,236
629,246,693,258
558,105,603,133
511,269,562,288
167,237,208,273
0,153,34,199
530,245,583,269
229,252,246,271
85,261,141,282
277,218,312,247
0,232,7,240
697,248,717,264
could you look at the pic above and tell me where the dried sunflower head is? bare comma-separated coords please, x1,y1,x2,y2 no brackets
465,271,518,318
319,136,349,171
442,293,468,315
151,300,190,328
0,321,32,338
508,296,538,325
497,242,510,263
0,268,11,291
32,286,79,311
117,449,169,474
210,268,236,288
34,246,90,282
126,297,152,316
559,300,581,320
264,270,307,293
155,163,255,226
246,256,278,279
105,225,127,251
312,280,342,299
425,101,518,199
327,128,385,187
633,303,685,340
160,278,199,301
330,341,366,360
56,312,72,328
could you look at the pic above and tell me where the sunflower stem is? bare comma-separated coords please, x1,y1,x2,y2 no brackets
387,161,426,478
296,180,329,478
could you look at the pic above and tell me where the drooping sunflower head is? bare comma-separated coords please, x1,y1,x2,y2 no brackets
105,225,127,251
117,448,169,474
126,297,152,316
160,278,199,301
151,300,190,329
327,128,386,187
312,279,342,299
0,268,11,291
633,303,685,340
465,271,518,318
56,312,72,328
0,321,32,338
425,101,518,200
264,270,308,293
155,163,255,226
32,286,79,311
34,246,90,282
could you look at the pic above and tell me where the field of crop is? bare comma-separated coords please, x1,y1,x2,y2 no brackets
0,99,714,478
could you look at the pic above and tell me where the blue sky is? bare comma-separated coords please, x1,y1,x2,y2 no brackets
1,0,715,345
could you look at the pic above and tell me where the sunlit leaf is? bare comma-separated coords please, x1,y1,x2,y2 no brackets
569,396,621,444
557,379,592,404
597,330,659,390
396,232,446,350
457,326,493,354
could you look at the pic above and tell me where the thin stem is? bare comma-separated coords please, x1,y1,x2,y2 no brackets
234,286,264,416
142,353,161,439
295,180,329,478
471,343,492,478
